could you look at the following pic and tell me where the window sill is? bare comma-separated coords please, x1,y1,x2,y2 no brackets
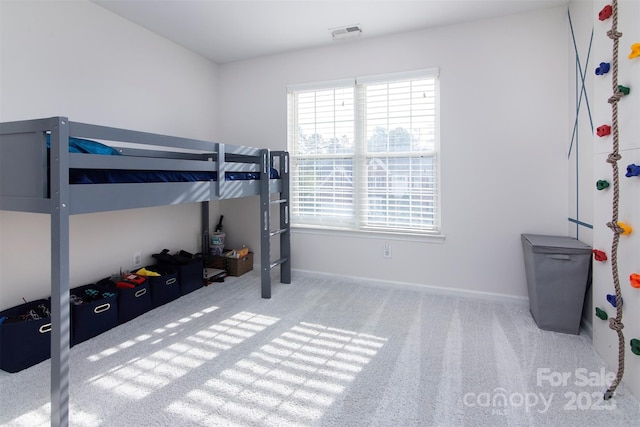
291,225,446,244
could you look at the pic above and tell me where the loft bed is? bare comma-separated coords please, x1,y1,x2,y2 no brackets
0,116,291,426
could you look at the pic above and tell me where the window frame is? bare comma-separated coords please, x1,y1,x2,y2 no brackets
287,69,441,238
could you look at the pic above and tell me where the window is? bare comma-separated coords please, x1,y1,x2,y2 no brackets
287,69,439,235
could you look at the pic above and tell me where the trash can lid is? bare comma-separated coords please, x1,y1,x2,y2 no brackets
521,234,592,254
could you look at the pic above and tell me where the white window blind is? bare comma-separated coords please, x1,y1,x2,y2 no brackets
287,69,439,234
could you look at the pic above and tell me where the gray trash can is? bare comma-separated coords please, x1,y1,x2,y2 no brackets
521,234,592,334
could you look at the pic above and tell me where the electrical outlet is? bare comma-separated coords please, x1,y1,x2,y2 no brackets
383,242,392,258
133,251,142,267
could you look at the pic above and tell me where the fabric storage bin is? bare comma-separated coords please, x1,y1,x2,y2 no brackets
176,258,204,295
152,250,203,296
98,275,152,325
0,299,52,373
144,265,180,308
70,283,118,345
521,234,592,334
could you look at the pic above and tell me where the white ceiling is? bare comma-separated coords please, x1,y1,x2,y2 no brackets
92,0,569,64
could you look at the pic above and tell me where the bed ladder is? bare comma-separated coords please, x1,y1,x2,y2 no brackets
259,150,291,298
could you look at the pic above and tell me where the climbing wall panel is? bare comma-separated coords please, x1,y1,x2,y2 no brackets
591,0,640,400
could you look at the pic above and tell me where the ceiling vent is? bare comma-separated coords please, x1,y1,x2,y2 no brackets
331,24,362,40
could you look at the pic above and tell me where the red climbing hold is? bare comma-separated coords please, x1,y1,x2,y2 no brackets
597,124,611,137
599,5,613,21
593,249,608,261
631,274,640,289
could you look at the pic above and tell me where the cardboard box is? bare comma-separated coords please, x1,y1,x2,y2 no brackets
227,252,253,276
206,252,253,277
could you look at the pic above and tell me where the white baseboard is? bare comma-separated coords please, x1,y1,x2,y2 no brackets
580,316,593,339
291,268,529,306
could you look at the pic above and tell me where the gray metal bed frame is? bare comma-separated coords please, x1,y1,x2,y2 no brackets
0,116,291,427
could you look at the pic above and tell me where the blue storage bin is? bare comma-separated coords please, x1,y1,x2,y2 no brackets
145,265,180,308
0,299,52,372
151,249,203,296
98,276,152,325
70,284,118,345
176,258,204,296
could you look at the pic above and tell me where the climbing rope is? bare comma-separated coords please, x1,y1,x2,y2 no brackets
603,0,625,400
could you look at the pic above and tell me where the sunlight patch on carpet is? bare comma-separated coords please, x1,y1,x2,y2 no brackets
84,311,278,400
165,321,387,425
85,305,219,362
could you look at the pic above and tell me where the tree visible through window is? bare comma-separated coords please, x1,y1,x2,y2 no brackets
287,69,439,234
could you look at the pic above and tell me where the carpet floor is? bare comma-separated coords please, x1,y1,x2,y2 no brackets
1,271,639,426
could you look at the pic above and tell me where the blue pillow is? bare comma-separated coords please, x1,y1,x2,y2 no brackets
46,134,120,155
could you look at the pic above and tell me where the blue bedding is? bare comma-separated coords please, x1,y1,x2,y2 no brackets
46,134,121,156
70,169,278,184
46,135,278,183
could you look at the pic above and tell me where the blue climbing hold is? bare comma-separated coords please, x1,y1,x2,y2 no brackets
595,62,611,75
626,164,640,177
607,294,623,308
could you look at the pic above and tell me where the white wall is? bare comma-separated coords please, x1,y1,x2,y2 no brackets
0,2,572,306
217,6,570,301
0,0,220,310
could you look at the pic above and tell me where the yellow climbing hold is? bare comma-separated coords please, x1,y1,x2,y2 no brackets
629,43,640,59
617,222,632,235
